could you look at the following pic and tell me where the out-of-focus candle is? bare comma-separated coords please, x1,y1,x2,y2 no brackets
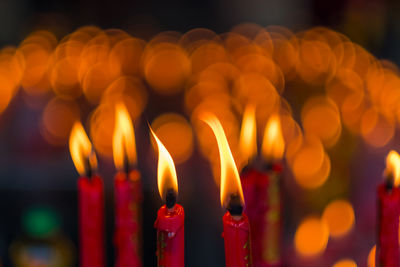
151,128,185,267
69,122,105,267
259,114,285,267
202,113,253,267
113,103,142,267
238,109,285,267
377,150,400,267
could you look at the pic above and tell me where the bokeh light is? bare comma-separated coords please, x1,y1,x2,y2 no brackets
294,216,329,257
290,134,331,189
332,258,357,267
322,199,355,238
41,97,80,145
144,42,191,94
151,113,194,164
301,96,341,148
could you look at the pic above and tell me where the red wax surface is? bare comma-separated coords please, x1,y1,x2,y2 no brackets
241,166,282,267
222,212,252,267
114,170,143,267
154,204,185,267
78,175,105,267
377,183,400,267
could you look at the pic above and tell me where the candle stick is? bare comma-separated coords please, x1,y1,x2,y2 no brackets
259,114,285,267
238,105,269,267
113,103,142,267
69,122,105,267
377,150,400,267
151,127,185,267
238,109,285,267
202,113,253,267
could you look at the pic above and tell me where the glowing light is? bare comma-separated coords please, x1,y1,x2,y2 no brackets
113,103,137,171
367,245,376,267
322,200,355,238
69,122,97,176
238,105,257,167
262,114,285,161
144,43,191,94
332,259,357,267
385,150,400,187
150,127,179,201
201,113,244,208
294,216,329,257
41,97,79,145
151,113,194,164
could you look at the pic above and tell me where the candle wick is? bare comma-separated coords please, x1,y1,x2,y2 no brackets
166,189,177,210
85,157,92,178
385,174,394,192
227,193,243,218
122,139,131,176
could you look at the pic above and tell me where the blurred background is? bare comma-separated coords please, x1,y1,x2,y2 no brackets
0,0,399,266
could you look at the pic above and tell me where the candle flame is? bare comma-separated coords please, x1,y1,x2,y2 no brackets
201,113,244,208
150,127,179,201
385,150,400,187
69,121,97,176
113,103,137,171
238,105,257,167
262,114,285,161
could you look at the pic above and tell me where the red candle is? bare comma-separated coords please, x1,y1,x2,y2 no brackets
151,127,185,267
239,111,285,267
240,169,269,266
223,197,252,267
114,171,142,267
69,122,105,267
202,113,253,267
377,150,400,267
155,203,185,267
260,163,282,267
113,103,143,267
78,175,105,267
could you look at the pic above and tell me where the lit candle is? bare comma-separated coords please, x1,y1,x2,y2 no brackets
259,114,285,267
377,150,400,267
151,127,184,267
202,113,253,267
69,122,105,267
238,109,285,267
238,105,269,267
113,103,142,267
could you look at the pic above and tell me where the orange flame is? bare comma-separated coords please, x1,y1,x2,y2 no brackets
262,114,285,161
238,105,257,167
201,113,244,208
150,127,179,200
113,103,137,171
385,150,400,187
69,122,97,176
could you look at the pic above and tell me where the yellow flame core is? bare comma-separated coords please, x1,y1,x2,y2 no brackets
69,122,98,176
150,127,179,201
113,103,137,171
201,113,244,208
262,114,285,161
239,105,257,167
385,150,400,187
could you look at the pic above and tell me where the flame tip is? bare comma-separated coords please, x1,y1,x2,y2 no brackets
69,121,97,176
113,103,137,170
152,125,179,201
385,150,400,187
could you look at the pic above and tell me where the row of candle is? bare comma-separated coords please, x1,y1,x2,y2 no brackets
69,101,286,267
69,100,398,266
